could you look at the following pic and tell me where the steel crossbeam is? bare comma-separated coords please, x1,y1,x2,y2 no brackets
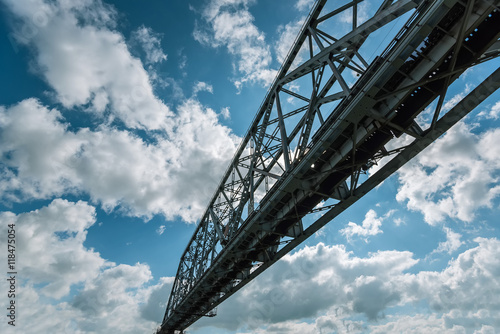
158,0,500,332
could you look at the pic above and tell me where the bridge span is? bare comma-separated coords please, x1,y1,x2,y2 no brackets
159,0,500,332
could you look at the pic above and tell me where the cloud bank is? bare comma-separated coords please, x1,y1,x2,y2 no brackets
0,200,172,334
191,239,500,333
2,201,498,334
1,0,240,223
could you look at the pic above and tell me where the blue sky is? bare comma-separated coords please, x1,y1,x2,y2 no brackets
0,0,499,333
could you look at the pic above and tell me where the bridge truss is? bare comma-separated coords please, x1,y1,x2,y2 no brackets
159,0,500,332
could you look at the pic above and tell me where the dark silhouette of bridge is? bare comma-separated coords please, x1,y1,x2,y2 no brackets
158,0,500,332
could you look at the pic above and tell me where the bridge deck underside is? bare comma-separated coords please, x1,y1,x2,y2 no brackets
161,0,500,332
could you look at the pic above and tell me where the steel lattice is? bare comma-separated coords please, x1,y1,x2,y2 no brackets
158,0,500,332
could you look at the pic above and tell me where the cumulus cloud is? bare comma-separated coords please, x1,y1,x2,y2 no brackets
131,25,168,64
0,98,238,222
192,81,214,96
0,0,243,223
341,209,394,243
193,0,277,90
396,121,500,225
141,277,174,322
432,226,464,255
0,263,169,334
420,238,500,312
377,237,500,333
0,201,172,334
193,238,500,333
0,199,105,299
71,263,153,332
194,242,418,331
4,0,172,130
74,265,171,334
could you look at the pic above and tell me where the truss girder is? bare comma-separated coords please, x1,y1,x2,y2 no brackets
280,0,420,85
160,0,499,332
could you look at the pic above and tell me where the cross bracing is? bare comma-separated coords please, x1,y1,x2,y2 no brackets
158,0,500,332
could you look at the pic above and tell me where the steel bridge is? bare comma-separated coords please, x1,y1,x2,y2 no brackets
158,0,500,332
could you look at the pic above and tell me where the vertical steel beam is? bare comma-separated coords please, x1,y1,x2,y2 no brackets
275,92,291,171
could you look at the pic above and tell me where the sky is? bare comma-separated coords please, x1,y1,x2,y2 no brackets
0,0,499,333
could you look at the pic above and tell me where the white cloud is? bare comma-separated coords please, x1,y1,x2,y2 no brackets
0,199,105,299
220,106,231,119
0,201,172,334
1,0,244,223
194,242,418,330
4,202,495,334
193,0,277,90
295,0,315,12
193,81,214,96
140,277,174,323
371,237,500,333
432,226,464,254
4,0,172,130
156,225,166,235
396,122,500,225
0,98,238,222
394,217,405,226
71,263,154,332
131,25,167,64
275,18,305,65
341,209,394,242
193,238,500,333
425,237,500,311
478,100,500,120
